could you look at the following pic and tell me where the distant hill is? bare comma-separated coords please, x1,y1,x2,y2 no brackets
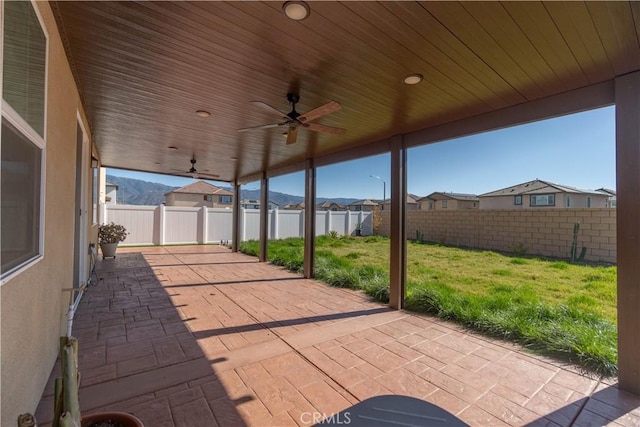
106,175,358,207
106,175,177,205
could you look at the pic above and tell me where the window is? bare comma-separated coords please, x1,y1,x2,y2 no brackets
203,195,212,202
472,202,477,207
219,195,232,204
530,194,555,206
429,201,434,210
514,195,522,205
442,200,448,208
566,196,570,207
1,1,47,280
331,207,337,211
355,206,361,211
587,196,591,208
610,199,617,208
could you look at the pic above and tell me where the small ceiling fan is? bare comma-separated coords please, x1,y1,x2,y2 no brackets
172,157,220,179
238,93,346,145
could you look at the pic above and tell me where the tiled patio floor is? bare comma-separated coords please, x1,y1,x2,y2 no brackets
36,245,640,426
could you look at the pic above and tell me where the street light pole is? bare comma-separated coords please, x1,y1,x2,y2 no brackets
370,174,386,201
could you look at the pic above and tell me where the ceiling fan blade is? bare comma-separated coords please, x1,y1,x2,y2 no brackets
286,126,298,145
251,101,289,119
238,122,283,132
304,122,347,135
298,101,342,123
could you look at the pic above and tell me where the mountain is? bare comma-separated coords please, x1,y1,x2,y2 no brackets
106,175,177,205
106,175,359,207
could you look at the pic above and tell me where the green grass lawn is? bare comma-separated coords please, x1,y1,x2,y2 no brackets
239,236,617,377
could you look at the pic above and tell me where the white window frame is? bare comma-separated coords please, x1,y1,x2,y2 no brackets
1,0,49,285
442,200,448,208
566,196,570,207
530,194,555,207
514,195,522,205
587,196,591,208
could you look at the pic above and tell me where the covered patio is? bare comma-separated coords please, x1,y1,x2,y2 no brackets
35,246,639,426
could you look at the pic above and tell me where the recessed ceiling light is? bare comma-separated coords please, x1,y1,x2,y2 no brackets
283,1,310,21
403,73,423,85
230,157,238,161
154,162,161,165
196,110,211,118
168,146,178,150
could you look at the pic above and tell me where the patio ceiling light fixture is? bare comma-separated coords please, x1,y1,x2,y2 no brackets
283,1,310,21
196,110,211,117
403,73,423,85
168,146,178,150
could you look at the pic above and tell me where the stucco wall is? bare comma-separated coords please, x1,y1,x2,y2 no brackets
480,193,609,209
380,208,616,263
165,192,233,208
1,2,95,425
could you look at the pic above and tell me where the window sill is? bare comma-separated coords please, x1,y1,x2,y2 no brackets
1,255,44,286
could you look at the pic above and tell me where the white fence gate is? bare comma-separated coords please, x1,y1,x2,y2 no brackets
101,204,372,246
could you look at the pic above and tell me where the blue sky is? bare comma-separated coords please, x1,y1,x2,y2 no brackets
108,106,616,199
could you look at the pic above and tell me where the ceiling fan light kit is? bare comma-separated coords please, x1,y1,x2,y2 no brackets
238,92,346,145
282,1,310,21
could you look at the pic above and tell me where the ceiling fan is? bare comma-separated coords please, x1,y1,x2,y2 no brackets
238,93,346,145
172,157,220,179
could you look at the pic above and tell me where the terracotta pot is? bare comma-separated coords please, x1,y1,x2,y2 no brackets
100,242,118,259
82,412,144,427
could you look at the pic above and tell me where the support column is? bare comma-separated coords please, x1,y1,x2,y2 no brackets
389,135,407,309
304,159,316,278
259,172,269,262
616,71,640,395
231,182,241,252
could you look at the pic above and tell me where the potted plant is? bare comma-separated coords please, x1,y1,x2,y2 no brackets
98,222,128,259
54,336,144,427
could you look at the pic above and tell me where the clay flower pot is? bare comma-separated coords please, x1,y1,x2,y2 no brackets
82,412,144,427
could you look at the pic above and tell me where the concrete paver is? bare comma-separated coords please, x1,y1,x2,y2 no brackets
35,245,639,426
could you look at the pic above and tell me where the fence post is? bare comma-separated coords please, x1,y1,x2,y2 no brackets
272,209,279,239
242,208,247,242
200,206,208,244
159,205,166,246
300,210,305,237
326,211,331,235
100,203,107,225
346,210,352,236
358,211,364,234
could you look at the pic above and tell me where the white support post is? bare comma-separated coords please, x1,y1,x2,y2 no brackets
158,205,166,246
358,211,364,234
346,210,352,236
200,206,208,244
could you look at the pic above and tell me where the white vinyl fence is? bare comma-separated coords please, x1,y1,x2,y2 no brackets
101,204,372,246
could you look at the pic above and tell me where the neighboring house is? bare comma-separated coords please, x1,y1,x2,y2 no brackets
105,181,118,204
596,188,617,208
317,200,347,211
240,199,279,210
283,202,305,210
380,194,420,211
418,192,479,210
164,181,233,208
479,179,609,209
348,199,380,212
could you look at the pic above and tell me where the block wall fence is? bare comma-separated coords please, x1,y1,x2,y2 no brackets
379,208,616,263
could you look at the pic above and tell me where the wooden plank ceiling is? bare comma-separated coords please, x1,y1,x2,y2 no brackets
53,1,640,182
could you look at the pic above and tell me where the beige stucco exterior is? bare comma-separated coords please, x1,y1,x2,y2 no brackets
1,2,97,425
420,199,478,211
480,193,609,209
165,192,233,208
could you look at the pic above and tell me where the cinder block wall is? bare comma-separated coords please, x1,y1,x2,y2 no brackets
380,209,616,263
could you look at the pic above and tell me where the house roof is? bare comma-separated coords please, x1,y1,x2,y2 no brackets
382,195,419,204
318,200,345,209
165,181,233,196
596,188,617,196
480,179,605,197
349,199,380,206
105,181,119,189
420,192,479,202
